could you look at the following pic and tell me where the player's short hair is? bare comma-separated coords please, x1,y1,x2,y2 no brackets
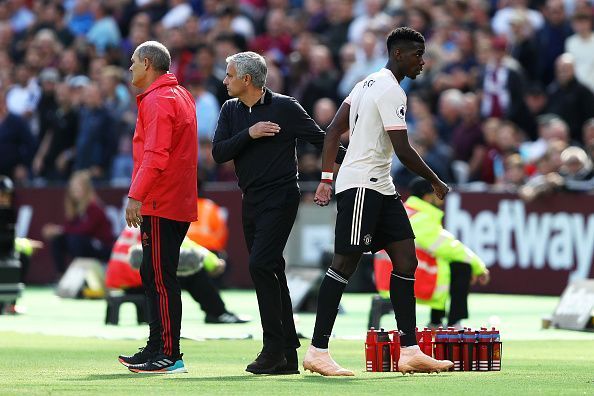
226,51,267,88
134,41,171,72
386,27,425,54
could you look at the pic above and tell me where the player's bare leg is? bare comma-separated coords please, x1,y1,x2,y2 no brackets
305,252,360,376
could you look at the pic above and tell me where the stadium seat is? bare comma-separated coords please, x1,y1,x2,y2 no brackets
105,290,148,325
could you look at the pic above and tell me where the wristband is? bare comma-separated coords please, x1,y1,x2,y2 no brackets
321,171,333,181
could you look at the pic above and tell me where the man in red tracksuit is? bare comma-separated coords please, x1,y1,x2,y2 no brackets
119,40,197,374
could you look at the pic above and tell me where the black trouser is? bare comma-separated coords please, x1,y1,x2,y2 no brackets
242,188,300,354
140,216,189,359
430,261,472,326
126,268,227,318
179,269,227,317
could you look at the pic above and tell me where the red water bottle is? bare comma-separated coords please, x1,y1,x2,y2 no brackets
434,327,447,360
477,327,490,371
377,328,392,372
365,328,378,372
491,327,502,371
448,328,462,371
422,327,433,357
389,330,400,372
462,328,475,371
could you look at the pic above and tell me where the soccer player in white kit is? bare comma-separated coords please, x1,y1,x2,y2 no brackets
303,27,453,376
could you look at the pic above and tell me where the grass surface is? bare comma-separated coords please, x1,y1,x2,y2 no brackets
0,287,593,395
1,334,593,395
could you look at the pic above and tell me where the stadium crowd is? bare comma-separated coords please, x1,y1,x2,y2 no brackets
0,0,593,197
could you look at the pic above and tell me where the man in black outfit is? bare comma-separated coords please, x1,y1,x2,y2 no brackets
212,51,346,375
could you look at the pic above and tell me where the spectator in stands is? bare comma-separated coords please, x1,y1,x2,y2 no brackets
186,70,220,141
495,153,527,191
312,98,337,131
164,27,194,84
321,0,354,58
120,12,151,62
508,10,539,80
74,83,115,180
190,44,229,106
558,146,594,192
9,0,35,34
0,86,35,185
565,12,594,93
33,2,74,47
32,81,79,182
534,0,573,86
479,36,529,131
348,0,391,44
395,118,454,188
250,9,293,58
338,30,386,98
160,0,194,30
6,64,40,122
435,89,464,142
492,0,544,39
42,170,114,277
522,83,549,140
546,53,594,143
35,67,59,143
58,49,83,81
299,44,340,114
68,0,95,37
583,118,594,161
522,115,568,163
451,93,486,183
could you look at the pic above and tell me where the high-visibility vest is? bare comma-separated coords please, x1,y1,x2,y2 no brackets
374,196,487,310
186,198,228,252
105,227,220,289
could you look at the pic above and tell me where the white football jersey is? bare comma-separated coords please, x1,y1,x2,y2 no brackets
335,68,407,195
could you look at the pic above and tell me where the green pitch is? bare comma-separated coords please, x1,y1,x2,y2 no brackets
0,287,593,395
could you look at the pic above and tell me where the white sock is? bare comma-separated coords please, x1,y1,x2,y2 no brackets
401,345,420,350
313,347,328,352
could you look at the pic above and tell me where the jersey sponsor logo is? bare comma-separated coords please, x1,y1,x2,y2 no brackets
397,105,406,119
363,234,372,246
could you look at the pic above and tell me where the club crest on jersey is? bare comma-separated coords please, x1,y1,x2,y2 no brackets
363,234,372,246
142,232,150,247
397,105,406,119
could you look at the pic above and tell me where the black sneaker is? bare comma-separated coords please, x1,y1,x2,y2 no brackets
118,347,157,367
245,351,287,374
128,353,187,374
205,312,250,324
271,360,300,375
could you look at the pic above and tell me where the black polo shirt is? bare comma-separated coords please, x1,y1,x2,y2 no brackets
212,88,346,199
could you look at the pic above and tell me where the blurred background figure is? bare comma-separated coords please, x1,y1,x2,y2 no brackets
105,226,249,324
186,175,229,288
0,86,35,186
546,53,594,144
42,170,113,280
373,178,489,329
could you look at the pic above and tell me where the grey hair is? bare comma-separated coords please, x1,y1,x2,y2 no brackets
134,41,171,72
226,51,267,88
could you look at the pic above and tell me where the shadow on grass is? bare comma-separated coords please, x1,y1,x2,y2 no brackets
76,372,455,382
170,373,453,383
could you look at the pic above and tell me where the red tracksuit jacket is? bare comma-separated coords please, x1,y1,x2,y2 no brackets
128,73,198,222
